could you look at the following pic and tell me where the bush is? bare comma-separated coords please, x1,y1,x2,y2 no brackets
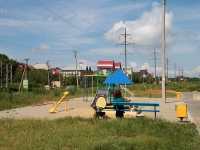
67,87,77,95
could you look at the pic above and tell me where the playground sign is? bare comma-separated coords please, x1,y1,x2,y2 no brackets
23,80,28,89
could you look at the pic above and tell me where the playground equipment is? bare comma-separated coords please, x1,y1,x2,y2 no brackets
91,89,109,119
91,69,135,118
82,72,106,102
49,91,69,113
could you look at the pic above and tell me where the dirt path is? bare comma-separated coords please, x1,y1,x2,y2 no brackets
0,98,94,120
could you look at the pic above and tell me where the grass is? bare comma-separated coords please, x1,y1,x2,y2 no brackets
0,88,82,111
0,82,198,111
0,117,199,150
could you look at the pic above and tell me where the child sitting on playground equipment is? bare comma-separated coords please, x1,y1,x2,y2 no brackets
111,90,131,102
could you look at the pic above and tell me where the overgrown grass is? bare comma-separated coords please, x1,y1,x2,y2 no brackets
0,117,199,149
0,87,82,111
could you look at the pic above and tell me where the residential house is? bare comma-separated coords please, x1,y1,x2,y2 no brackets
62,62,90,76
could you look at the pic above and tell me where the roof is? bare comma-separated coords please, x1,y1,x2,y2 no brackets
139,69,148,76
51,68,59,74
34,64,48,70
114,62,121,71
104,69,134,84
97,60,115,70
62,63,88,71
19,64,35,70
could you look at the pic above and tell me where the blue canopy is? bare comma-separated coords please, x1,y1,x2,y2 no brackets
103,69,134,84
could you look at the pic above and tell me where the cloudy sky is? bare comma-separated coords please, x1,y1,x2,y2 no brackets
0,0,200,77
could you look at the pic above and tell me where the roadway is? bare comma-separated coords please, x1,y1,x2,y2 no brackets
182,92,200,132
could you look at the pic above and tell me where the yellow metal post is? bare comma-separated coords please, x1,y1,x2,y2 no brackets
175,102,187,121
176,92,181,98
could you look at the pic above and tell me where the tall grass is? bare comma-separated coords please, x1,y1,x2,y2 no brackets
0,117,199,149
0,87,82,111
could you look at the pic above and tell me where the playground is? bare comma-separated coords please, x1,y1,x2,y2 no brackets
0,59,193,124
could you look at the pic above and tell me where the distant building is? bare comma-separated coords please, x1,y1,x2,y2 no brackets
97,60,123,75
19,63,35,70
51,68,59,74
34,63,48,70
33,63,60,75
139,69,149,78
62,62,90,76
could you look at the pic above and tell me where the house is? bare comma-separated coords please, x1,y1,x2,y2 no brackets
19,63,35,70
62,62,90,76
122,67,132,76
33,63,61,75
114,62,122,71
34,63,48,70
139,69,149,78
97,60,115,70
51,68,60,74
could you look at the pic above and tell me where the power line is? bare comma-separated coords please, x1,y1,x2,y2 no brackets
33,0,114,46
0,22,69,51
150,49,159,83
0,6,90,52
166,57,170,82
0,39,74,54
174,63,176,83
117,28,134,74
24,58,30,91
56,0,107,33
73,50,79,88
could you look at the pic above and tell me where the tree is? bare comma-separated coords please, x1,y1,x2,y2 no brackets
131,72,141,83
0,54,19,88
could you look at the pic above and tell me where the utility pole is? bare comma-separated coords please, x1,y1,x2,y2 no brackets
24,58,30,91
162,0,166,103
199,72,200,92
6,64,8,89
46,61,50,88
182,68,184,81
24,58,29,80
166,57,169,83
74,50,79,89
179,66,181,82
174,63,176,83
150,49,159,83
0,61,2,87
10,64,12,87
117,28,134,74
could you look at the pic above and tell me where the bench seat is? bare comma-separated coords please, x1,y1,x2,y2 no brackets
135,109,160,112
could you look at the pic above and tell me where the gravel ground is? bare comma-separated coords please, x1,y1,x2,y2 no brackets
0,97,94,120
0,97,192,123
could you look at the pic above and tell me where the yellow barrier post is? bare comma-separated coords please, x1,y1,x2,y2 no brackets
176,92,181,98
175,102,187,121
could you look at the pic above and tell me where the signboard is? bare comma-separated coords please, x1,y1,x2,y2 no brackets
23,80,28,89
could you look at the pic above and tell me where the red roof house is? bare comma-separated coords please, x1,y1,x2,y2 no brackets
97,60,115,70
114,62,121,71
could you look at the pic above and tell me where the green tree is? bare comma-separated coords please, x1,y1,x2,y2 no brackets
131,72,141,83
0,54,19,88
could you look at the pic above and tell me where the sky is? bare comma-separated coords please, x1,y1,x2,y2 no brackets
0,0,200,78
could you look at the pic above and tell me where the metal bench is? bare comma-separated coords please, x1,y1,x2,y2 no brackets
111,102,160,118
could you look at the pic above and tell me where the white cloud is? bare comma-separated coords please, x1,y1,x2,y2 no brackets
104,2,177,51
40,44,51,51
78,59,96,71
129,62,137,68
48,18,53,21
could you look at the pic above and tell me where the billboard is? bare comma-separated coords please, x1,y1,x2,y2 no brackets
23,80,28,89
